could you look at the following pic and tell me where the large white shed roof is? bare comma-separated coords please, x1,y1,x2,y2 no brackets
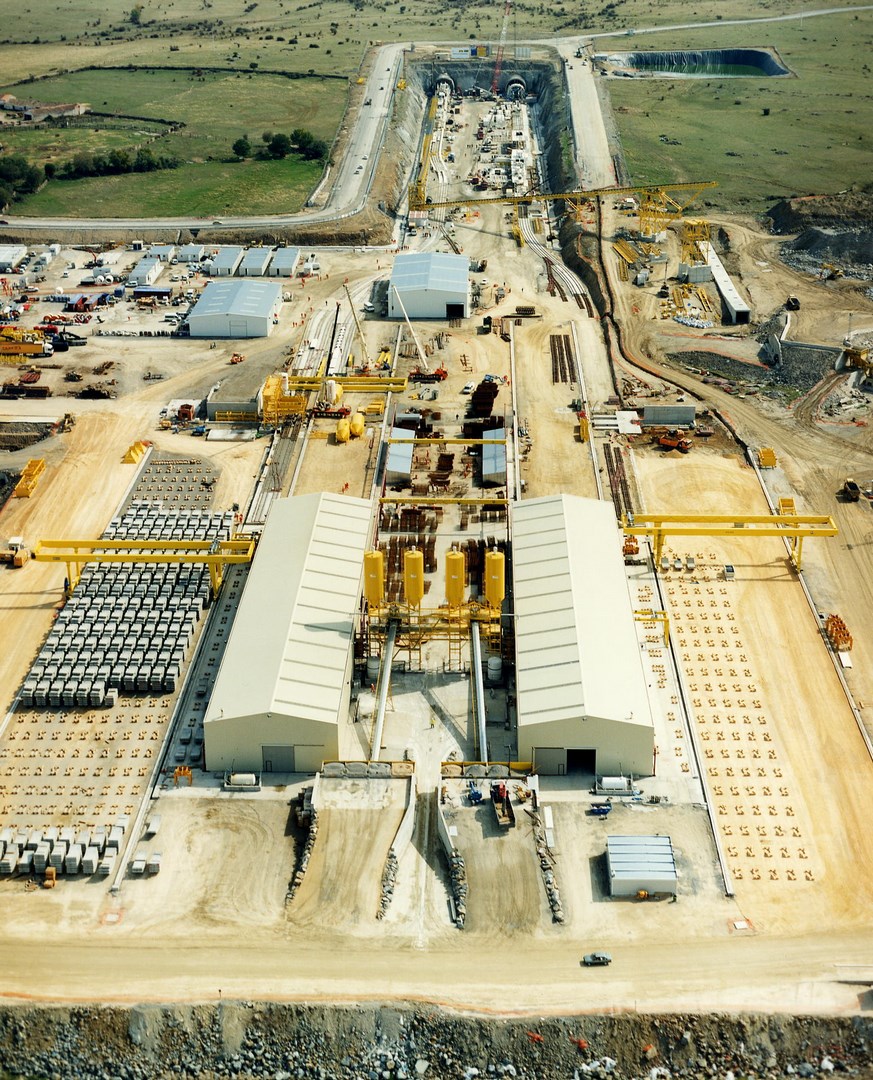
189,279,280,322
204,492,371,730
389,251,469,294
512,495,653,731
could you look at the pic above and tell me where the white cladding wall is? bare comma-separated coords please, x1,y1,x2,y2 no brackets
512,495,654,777
204,492,371,774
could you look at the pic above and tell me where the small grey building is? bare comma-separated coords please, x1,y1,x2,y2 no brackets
207,247,244,277
238,248,274,277
268,248,300,277
148,244,176,263
178,244,205,263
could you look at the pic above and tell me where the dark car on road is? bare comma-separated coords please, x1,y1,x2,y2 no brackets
582,952,612,966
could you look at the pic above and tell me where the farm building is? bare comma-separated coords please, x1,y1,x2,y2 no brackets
238,248,274,276
177,244,205,263
205,247,244,277
127,256,163,287
268,247,300,277
386,252,470,320
204,492,372,775
511,494,654,777
0,245,27,272
186,279,281,338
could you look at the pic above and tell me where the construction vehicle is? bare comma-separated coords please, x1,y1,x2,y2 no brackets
0,536,29,567
409,365,448,383
0,326,53,358
229,352,246,365
819,262,844,281
657,430,692,453
43,866,57,889
343,283,374,372
786,295,801,311
841,477,861,502
490,780,516,828
589,802,612,817
467,780,483,805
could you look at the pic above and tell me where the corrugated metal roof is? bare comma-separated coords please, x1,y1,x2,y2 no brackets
270,247,300,271
239,247,274,272
512,495,653,730
211,246,244,271
482,426,506,485
386,425,414,481
204,493,371,730
389,251,469,294
188,279,281,321
607,835,677,886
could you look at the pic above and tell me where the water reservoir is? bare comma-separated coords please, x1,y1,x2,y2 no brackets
604,48,791,78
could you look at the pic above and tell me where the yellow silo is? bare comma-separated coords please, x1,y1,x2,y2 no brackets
404,548,425,607
445,549,466,608
350,413,365,438
363,550,385,608
335,418,350,443
484,550,505,610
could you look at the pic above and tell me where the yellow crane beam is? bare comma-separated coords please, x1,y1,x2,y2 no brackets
411,179,717,214
380,496,510,506
384,436,508,445
32,537,256,596
621,512,837,571
281,376,407,393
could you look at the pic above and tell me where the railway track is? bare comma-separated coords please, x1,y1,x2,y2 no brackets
549,334,574,384
602,442,633,520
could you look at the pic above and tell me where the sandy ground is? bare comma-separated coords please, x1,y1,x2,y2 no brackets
2,94,873,1019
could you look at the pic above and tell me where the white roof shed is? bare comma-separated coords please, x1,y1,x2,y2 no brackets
387,252,470,320
187,279,281,338
204,492,372,775
238,247,274,276
511,495,654,777
269,247,301,277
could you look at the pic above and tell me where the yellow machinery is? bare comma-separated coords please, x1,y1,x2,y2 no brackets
621,512,838,571
260,374,308,427
410,178,718,229
0,536,29,567
13,458,46,498
634,608,670,647
757,447,777,468
32,535,256,596
845,346,872,379
122,441,150,464
680,219,711,264
365,546,505,669
411,95,439,213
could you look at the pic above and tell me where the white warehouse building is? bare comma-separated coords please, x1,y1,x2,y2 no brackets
186,279,281,338
387,252,470,320
511,495,655,778
204,492,372,776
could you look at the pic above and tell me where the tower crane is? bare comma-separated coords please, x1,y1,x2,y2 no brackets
491,0,512,94
343,283,373,372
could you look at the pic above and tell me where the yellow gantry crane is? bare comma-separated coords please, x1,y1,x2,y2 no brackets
621,512,838,572
32,537,257,597
410,179,718,226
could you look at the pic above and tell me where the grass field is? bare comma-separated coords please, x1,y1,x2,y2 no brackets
1,68,345,215
605,12,873,209
15,158,324,216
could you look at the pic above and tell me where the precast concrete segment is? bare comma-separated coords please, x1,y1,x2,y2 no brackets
660,552,821,892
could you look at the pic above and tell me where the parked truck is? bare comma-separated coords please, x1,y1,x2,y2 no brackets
842,477,861,502
490,781,516,829
0,326,53,357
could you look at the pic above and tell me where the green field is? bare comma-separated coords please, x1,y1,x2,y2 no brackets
1,68,345,214
606,12,873,209
15,157,324,216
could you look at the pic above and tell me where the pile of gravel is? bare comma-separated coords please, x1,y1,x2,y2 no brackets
1,1005,873,1080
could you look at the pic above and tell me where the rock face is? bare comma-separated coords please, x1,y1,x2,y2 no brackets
1,1006,873,1080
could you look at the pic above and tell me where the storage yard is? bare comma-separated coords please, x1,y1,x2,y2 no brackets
1,36,873,1044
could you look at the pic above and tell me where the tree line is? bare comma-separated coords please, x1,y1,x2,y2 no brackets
0,148,179,209
232,128,329,163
